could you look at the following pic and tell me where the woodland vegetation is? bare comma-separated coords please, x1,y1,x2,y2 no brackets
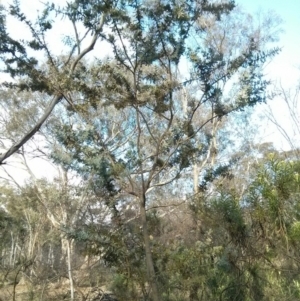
0,0,299,300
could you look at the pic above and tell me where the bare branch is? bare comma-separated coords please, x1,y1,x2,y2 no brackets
149,170,181,188
70,14,106,73
72,20,81,55
1,166,22,189
0,94,62,165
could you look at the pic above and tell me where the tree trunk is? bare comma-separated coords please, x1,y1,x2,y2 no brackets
193,164,202,240
193,164,199,195
140,194,160,301
66,238,75,301
62,237,75,301
10,232,15,266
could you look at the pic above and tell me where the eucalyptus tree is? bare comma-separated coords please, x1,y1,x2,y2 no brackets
265,79,300,157
0,87,112,299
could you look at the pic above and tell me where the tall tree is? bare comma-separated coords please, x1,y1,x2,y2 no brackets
0,1,280,300
50,3,278,300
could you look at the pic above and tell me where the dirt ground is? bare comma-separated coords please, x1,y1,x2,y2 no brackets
0,279,115,301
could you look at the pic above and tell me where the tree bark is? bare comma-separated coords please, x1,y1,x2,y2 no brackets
65,238,75,301
140,194,160,301
193,163,202,240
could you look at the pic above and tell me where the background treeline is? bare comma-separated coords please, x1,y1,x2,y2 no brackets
2,149,300,301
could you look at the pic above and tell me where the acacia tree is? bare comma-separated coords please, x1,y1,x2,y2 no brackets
50,3,278,301
0,1,280,300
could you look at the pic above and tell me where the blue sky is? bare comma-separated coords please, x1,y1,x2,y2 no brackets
234,0,300,151
238,0,300,87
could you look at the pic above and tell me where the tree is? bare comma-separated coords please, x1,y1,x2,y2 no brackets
51,4,278,301
0,1,280,300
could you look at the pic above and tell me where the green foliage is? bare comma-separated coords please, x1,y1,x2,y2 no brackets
213,193,247,245
290,221,300,240
110,273,140,300
248,156,300,235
